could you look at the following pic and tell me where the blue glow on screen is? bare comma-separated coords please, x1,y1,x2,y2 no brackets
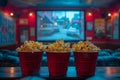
36,11,85,41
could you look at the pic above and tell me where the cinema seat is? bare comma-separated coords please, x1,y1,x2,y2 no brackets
0,49,120,67
112,51,120,66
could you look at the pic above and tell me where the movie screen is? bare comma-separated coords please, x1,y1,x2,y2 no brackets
36,11,85,41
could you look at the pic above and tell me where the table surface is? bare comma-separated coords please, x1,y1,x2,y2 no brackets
0,66,120,80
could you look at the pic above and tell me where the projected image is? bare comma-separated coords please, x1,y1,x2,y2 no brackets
36,11,85,41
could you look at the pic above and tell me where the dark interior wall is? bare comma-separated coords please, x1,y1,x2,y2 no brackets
0,0,8,8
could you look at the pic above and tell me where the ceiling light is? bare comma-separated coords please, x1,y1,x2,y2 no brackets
88,12,92,16
108,13,111,17
10,13,14,16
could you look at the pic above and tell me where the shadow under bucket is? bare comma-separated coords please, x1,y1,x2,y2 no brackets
18,52,42,76
46,52,70,77
74,52,98,77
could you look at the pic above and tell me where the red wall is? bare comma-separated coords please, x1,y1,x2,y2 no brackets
0,2,120,50
15,7,120,42
85,6,120,43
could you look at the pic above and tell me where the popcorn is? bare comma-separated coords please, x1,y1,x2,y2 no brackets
16,41,46,52
72,41,100,52
16,40,100,52
45,40,70,52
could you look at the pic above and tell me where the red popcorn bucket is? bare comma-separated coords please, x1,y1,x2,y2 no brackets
46,52,70,77
74,52,98,77
18,52,42,76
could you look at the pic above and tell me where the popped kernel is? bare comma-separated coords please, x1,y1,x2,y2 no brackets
72,41,100,52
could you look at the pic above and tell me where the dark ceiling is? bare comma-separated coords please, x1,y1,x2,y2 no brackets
8,0,119,8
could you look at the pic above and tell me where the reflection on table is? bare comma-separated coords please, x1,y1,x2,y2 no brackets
0,67,120,80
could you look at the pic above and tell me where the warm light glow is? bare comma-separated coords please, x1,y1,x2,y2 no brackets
9,67,15,77
114,13,118,16
88,12,92,16
4,12,9,17
86,0,92,4
106,67,116,75
10,13,14,16
10,67,15,73
108,13,111,17
29,12,33,16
